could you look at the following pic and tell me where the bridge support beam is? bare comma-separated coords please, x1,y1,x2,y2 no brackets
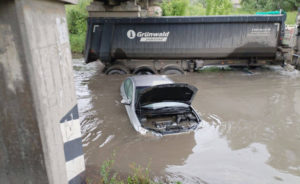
0,0,85,184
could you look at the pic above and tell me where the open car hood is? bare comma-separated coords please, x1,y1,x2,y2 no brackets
137,83,198,107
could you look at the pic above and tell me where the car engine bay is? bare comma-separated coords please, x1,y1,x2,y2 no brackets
139,111,200,135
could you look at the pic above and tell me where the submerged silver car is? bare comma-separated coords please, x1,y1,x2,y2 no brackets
120,75,201,135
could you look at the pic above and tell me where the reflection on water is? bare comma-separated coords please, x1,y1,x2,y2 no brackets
73,59,300,183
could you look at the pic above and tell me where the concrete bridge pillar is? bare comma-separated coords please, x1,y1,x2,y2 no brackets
0,0,85,183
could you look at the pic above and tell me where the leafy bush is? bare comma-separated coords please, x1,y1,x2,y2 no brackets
241,0,299,12
186,1,206,16
161,0,232,16
69,33,86,53
161,0,189,16
205,0,233,15
100,154,124,184
127,163,153,184
66,0,91,53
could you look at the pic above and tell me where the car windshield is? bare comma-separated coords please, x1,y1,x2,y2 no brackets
142,102,189,110
135,86,148,102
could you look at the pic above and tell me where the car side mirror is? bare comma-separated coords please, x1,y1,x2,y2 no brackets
121,98,131,105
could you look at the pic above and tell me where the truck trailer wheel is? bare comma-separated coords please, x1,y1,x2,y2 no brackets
105,65,130,75
161,66,184,75
133,66,156,75
292,55,300,70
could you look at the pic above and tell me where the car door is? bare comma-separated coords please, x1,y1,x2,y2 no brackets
122,79,141,132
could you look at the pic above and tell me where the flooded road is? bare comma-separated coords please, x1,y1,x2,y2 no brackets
73,59,300,184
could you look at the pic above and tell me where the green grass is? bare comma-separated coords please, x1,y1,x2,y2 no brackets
87,153,159,184
69,33,86,54
286,11,297,25
86,152,184,184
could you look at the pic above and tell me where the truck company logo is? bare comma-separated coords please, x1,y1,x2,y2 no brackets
127,30,136,39
127,30,170,42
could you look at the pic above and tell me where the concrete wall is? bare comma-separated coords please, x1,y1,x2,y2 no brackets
0,0,84,183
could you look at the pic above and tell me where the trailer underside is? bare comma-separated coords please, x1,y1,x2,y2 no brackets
103,58,285,75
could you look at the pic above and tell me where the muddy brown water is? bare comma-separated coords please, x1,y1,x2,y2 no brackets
73,59,300,184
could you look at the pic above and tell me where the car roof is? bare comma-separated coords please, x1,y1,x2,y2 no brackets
129,75,174,87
